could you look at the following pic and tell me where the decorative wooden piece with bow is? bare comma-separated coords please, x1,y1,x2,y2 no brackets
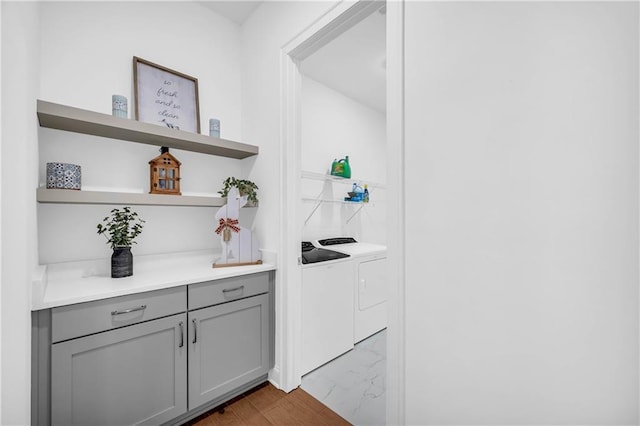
213,187,262,267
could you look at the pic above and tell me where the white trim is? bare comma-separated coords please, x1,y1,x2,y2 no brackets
637,2,640,422
385,1,405,424
0,0,3,420
278,45,303,392
278,0,389,393
267,366,281,390
288,1,384,61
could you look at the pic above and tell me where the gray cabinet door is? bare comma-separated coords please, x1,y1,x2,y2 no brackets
188,293,269,409
51,313,187,426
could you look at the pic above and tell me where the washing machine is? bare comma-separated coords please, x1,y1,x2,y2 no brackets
300,242,354,374
316,237,387,343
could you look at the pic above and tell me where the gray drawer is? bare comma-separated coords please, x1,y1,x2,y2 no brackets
188,272,269,310
52,286,186,343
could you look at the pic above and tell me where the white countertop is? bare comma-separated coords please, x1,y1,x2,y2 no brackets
32,250,276,310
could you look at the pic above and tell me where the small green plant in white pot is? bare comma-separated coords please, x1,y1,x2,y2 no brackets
96,207,145,278
218,177,259,207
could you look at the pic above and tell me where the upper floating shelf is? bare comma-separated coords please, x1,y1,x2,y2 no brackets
301,170,387,189
37,100,259,159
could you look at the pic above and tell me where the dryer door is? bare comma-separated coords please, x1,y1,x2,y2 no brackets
355,257,388,343
358,258,387,310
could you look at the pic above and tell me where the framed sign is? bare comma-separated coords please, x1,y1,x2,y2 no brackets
133,56,200,133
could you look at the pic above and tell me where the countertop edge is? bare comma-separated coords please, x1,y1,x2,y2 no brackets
32,252,276,310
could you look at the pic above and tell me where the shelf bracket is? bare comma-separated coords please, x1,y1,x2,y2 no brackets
346,203,365,224
304,201,323,225
303,190,326,225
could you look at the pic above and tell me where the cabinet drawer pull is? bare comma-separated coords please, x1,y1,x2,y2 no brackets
222,285,244,294
178,321,184,348
192,318,197,344
111,305,147,316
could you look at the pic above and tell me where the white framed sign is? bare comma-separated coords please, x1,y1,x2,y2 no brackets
133,56,200,133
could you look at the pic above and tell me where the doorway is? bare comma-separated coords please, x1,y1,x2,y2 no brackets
279,0,402,424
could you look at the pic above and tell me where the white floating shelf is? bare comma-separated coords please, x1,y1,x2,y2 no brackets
37,188,225,207
301,197,375,206
301,170,386,189
37,100,259,159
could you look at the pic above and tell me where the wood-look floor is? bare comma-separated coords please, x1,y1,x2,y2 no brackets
185,383,351,426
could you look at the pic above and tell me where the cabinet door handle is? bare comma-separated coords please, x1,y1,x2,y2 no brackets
222,285,244,294
111,305,147,316
178,321,184,348
192,318,197,344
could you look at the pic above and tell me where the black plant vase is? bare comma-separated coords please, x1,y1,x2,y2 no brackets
111,246,133,278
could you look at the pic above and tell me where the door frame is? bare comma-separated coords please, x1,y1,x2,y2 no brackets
278,1,406,424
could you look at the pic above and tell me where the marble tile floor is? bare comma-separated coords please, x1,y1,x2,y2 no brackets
301,329,386,426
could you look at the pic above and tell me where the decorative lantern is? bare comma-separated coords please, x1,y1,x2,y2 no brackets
149,147,181,195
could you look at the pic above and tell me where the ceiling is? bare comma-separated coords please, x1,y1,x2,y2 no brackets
198,1,262,25
199,1,386,113
299,7,386,113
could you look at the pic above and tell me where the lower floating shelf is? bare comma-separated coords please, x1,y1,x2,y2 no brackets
36,188,225,207
301,197,375,225
302,197,374,205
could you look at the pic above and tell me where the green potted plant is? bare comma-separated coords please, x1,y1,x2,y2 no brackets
96,207,145,278
218,177,259,207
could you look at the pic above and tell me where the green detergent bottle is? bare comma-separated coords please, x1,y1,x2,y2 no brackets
343,156,351,178
331,156,351,178
330,159,338,176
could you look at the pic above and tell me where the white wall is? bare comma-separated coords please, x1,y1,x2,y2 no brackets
300,75,386,244
240,0,342,388
241,1,339,257
404,2,639,424
1,2,41,424
301,76,386,181
0,2,258,423
39,2,243,140
37,1,249,263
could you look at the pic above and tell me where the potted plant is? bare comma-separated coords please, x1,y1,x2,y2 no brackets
218,177,259,207
96,207,145,278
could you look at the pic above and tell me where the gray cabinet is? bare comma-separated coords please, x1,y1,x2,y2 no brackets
188,294,270,409
50,286,186,343
32,271,274,426
51,313,187,426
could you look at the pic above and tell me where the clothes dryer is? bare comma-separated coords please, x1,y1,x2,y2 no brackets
316,237,387,343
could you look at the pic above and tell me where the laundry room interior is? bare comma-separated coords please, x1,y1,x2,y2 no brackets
299,3,387,246
297,5,389,424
